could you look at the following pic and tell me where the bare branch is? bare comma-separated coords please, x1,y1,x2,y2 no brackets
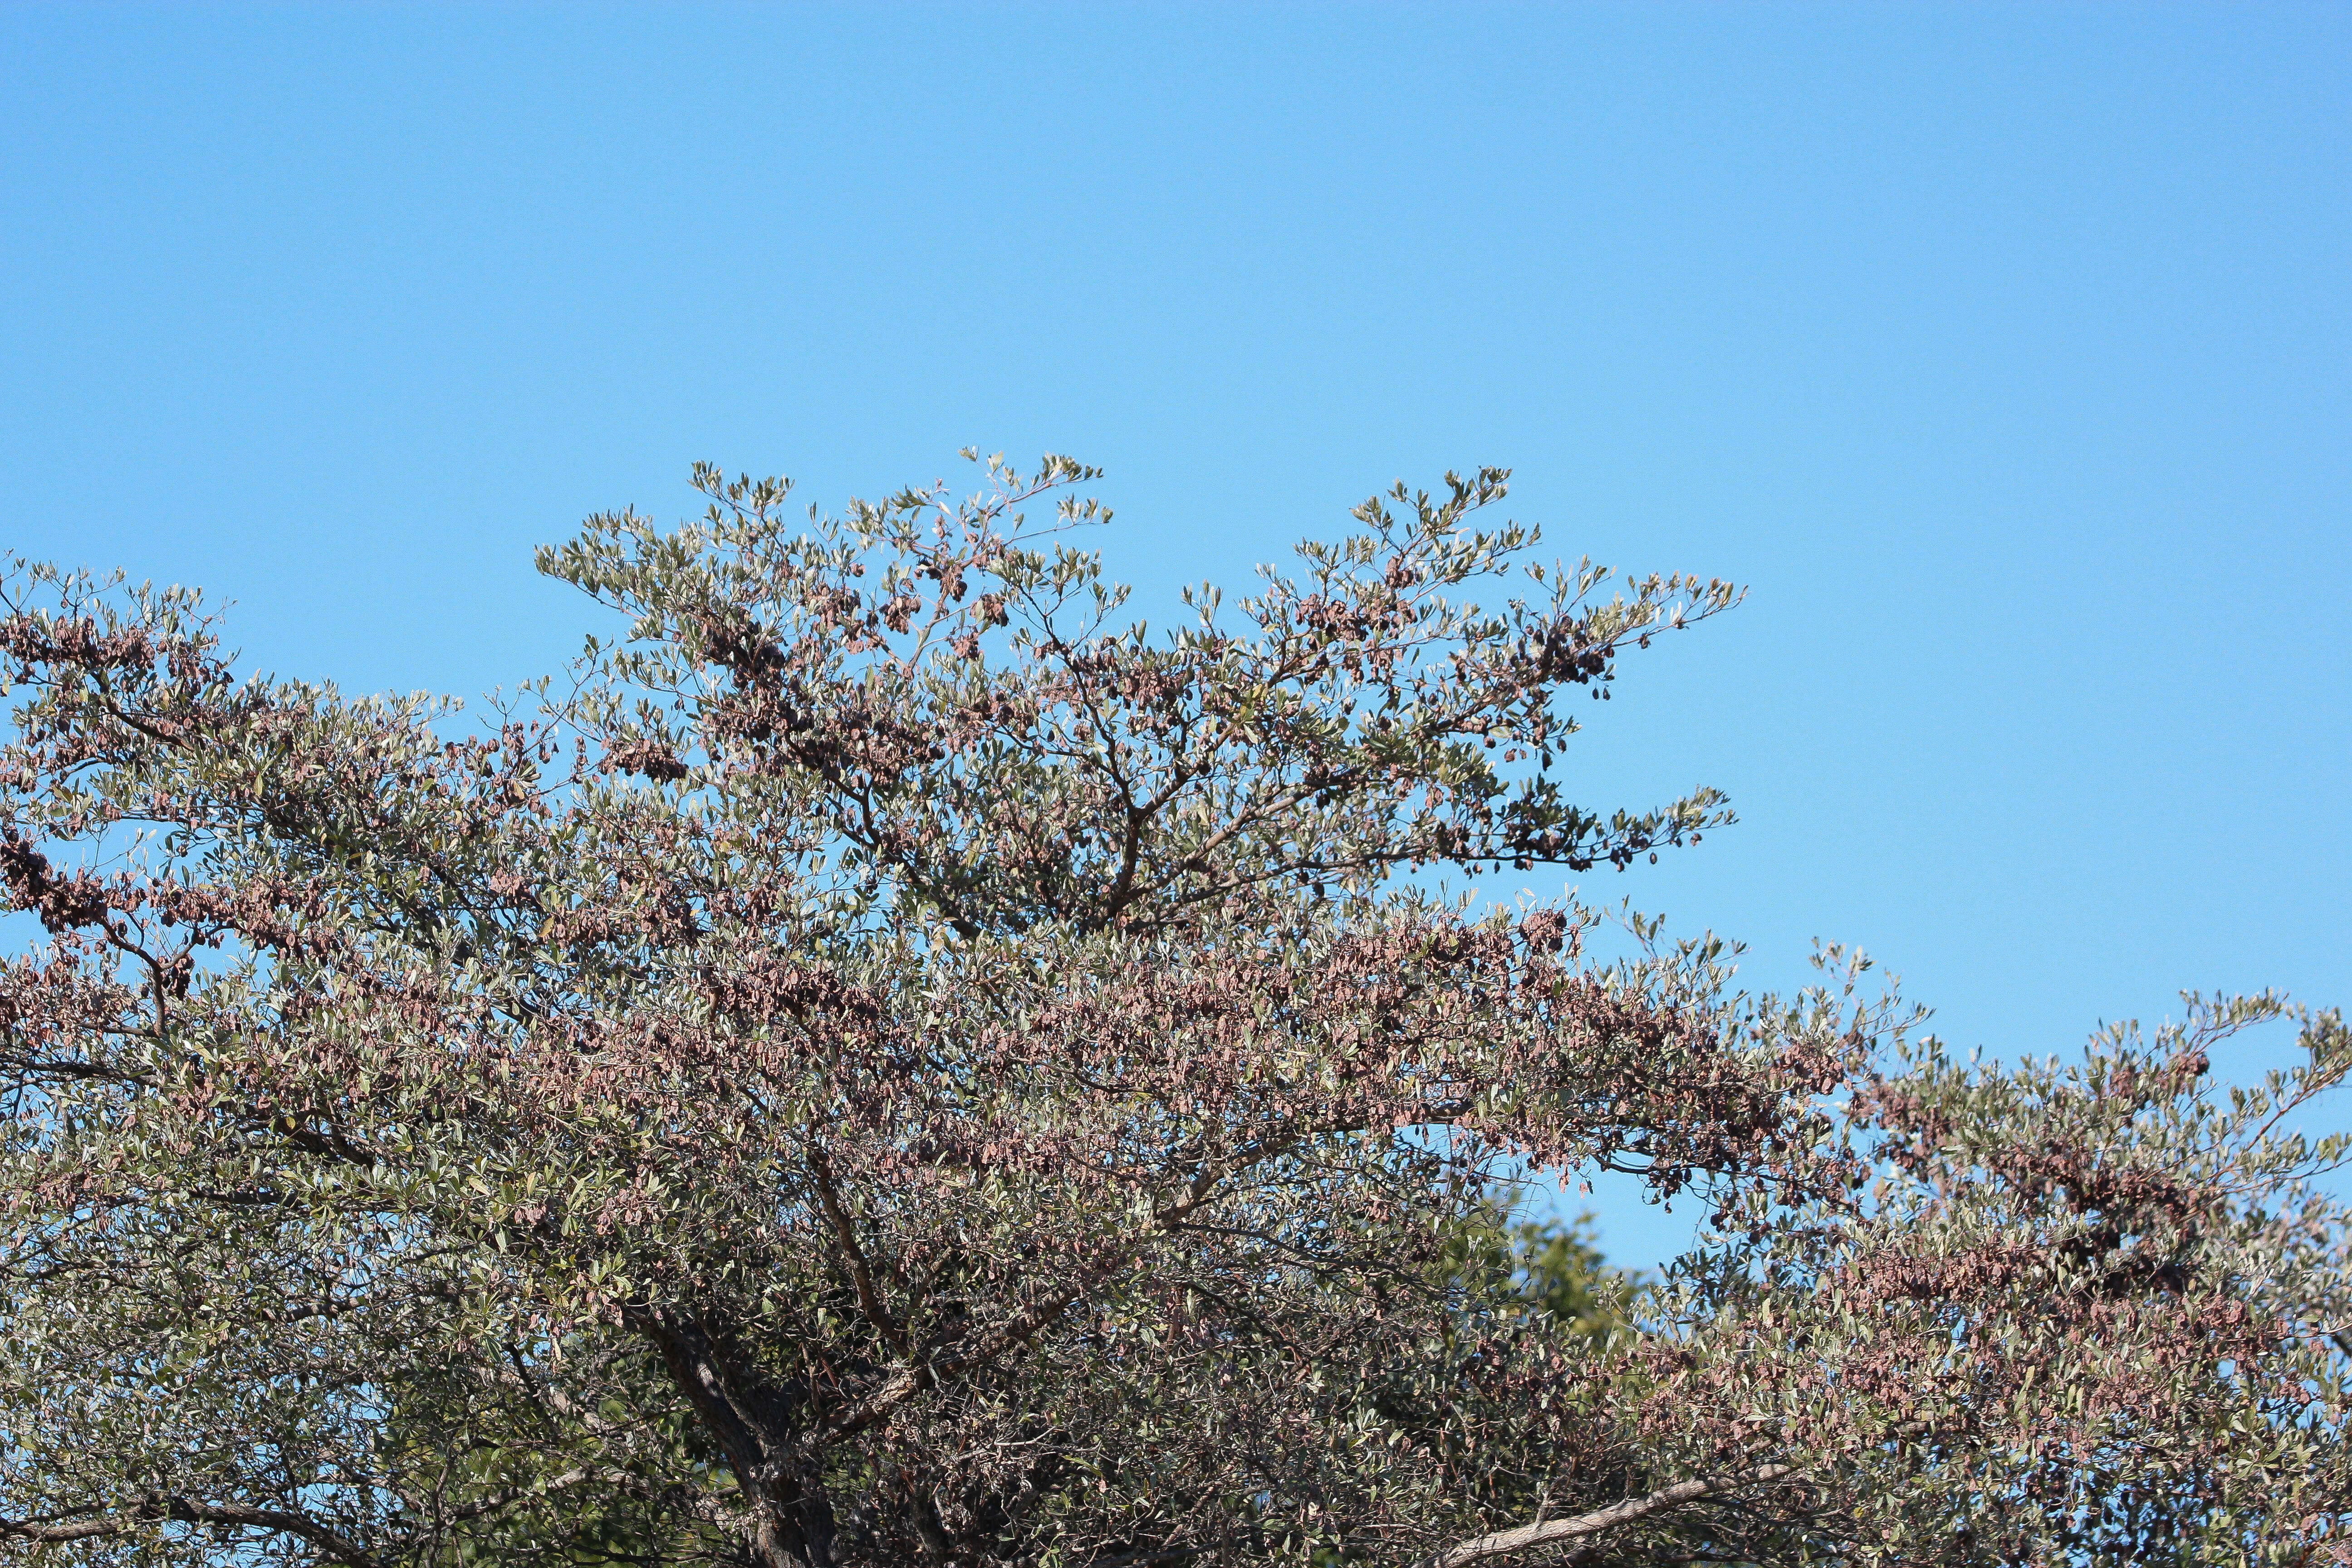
1424,1463,1801,1568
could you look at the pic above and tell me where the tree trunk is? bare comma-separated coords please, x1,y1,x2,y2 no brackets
746,1488,838,1568
630,1306,838,1568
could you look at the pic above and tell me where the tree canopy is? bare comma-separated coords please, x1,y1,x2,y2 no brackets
0,456,2344,1567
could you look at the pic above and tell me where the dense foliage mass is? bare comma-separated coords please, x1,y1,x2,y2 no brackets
0,456,2344,1567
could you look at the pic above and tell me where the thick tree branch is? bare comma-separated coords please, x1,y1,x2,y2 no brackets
808,1143,907,1354
0,1513,117,1544
1425,1463,1799,1568
0,1496,388,1568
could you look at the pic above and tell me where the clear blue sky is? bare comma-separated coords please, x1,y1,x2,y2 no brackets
6,3,2347,1268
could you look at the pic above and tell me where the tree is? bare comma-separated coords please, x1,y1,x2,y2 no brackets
0,455,2343,1568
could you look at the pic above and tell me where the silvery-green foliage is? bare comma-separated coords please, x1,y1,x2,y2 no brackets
0,458,2340,1568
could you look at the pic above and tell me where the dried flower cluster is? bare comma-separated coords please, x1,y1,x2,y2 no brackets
0,456,2342,1567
